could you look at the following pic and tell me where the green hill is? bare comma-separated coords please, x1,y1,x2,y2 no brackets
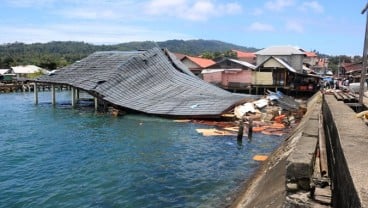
0,40,259,69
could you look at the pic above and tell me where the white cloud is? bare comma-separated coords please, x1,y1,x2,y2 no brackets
0,23,194,44
145,0,242,21
55,1,142,21
249,22,275,32
251,8,264,16
5,0,56,7
265,0,294,11
285,21,304,33
58,8,122,20
299,1,324,13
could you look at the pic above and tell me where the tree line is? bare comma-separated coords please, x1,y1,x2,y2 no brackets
0,40,360,73
0,40,256,70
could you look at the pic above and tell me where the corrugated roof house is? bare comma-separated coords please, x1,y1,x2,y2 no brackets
0,69,11,75
202,58,256,89
11,65,47,78
36,47,248,117
254,56,320,92
255,46,305,73
232,50,256,64
180,55,216,76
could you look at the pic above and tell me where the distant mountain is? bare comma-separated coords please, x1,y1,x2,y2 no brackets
0,39,258,69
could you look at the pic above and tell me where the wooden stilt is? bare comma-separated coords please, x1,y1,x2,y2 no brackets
34,82,38,105
237,118,244,141
94,97,98,111
71,87,76,108
51,84,56,106
76,89,80,100
248,118,253,140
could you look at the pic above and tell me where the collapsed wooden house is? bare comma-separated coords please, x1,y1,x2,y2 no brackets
35,47,249,117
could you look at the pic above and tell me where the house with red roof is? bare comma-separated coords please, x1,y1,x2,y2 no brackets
180,55,216,76
232,49,256,64
202,58,255,90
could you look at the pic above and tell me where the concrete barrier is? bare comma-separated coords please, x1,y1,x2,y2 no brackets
323,95,368,208
286,94,320,192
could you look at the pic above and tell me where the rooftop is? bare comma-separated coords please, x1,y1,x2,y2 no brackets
36,48,248,117
256,46,305,56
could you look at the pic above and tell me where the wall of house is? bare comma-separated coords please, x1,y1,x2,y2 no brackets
202,71,222,84
238,57,256,65
289,55,304,73
222,70,252,86
253,71,273,85
181,59,199,70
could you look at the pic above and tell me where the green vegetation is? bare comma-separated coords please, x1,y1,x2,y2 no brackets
0,40,360,73
200,50,237,60
0,40,258,69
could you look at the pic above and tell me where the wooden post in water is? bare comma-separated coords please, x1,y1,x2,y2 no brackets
34,82,38,105
51,84,56,106
248,117,253,140
237,118,244,141
71,87,76,108
94,97,98,111
76,88,80,100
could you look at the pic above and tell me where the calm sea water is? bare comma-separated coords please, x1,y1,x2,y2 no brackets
0,91,283,208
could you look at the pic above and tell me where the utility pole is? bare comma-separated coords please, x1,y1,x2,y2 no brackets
359,2,368,104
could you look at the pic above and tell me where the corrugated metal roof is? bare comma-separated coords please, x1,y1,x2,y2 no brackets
11,65,46,74
36,47,248,117
0,69,11,75
255,46,305,55
232,50,256,58
183,56,216,68
255,56,297,73
228,58,256,69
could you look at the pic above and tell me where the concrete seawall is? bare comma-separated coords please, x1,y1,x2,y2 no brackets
232,93,368,207
323,95,368,208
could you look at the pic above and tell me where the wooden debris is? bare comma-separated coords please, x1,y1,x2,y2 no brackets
196,128,235,136
173,119,191,123
253,155,269,161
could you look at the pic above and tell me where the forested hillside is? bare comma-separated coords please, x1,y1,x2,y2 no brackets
0,40,258,70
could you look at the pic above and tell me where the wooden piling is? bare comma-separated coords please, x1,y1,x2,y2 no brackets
71,87,76,108
51,84,56,106
94,97,98,111
248,117,253,140
237,118,244,141
34,83,38,105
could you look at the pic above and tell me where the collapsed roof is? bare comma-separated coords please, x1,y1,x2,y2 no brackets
36,47,248,117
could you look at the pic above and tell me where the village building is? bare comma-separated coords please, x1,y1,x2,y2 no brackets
11,65,47,78
0,68,13,82
255,46,305,73
312,58,330,76
253,46,320,93
232,49,256,64
180,55,216,76
202,58,255,91
303,51,319,68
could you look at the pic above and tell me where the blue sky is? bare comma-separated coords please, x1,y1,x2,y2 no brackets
0,0,366,56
